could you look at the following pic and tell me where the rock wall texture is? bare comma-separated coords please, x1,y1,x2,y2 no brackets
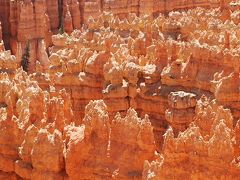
0,0,239,179
0,22,4,51
0,69,155,179
0,0,10,49
143,97,240,179
0,0,229,72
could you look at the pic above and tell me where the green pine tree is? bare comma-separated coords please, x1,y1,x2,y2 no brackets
21,41,30,72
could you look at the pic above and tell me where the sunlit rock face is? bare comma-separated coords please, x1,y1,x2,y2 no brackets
143,97,240,179
0,0,239,179
65,100,155,179
0,0,226,73
0,70,155,179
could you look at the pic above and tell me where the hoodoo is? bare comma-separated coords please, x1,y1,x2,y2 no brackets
0,0,240,179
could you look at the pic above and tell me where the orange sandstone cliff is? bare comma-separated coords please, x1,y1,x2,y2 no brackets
0,0,239,179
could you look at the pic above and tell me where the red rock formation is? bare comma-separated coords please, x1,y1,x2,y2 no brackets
46,0,60,33
0,63,157,178
64,6,74,34
65,100,155,179
0,0,10,49
0,22,2,43
0,68,73,178
0,1,239,179
165,91,196,134
66,0,82,29
143,97,240,179
109,108,155,178
0,23,19,76
8,0,52,72
0,0,228,72
0,22,4,51
234,120,240,158
31,129,65,179
65,100,111,179
30,4,240,150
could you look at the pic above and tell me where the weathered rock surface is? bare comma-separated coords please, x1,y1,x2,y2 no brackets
143,97,240,179
0,69,156,179
0,69,73,179
0,0,226,71
165,91,197,134
0,1,239,179
65,100,155,179
0,21,3,51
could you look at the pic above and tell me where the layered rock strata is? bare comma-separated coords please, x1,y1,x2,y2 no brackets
66,100,155,179
9,0,52,72
143,97,240,179
0,22,19,78
0,69,156,179
165,91,197,134
0,1,239,179
0,0,10,49
0,0,230,73
31,6,240,150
